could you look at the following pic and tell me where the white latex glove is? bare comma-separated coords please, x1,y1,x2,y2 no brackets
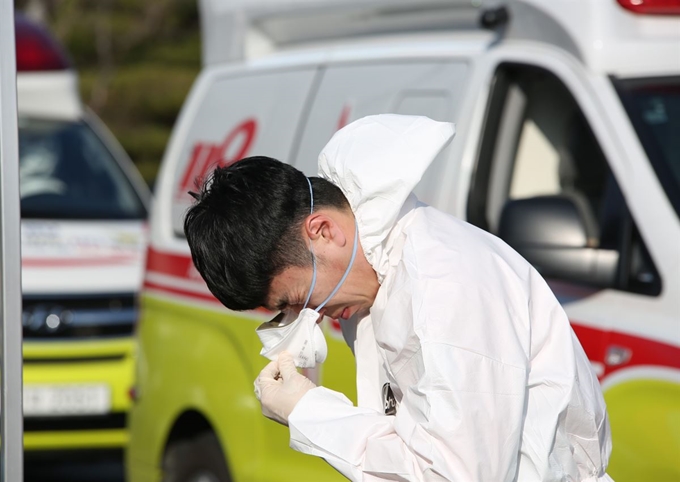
254,351,317,425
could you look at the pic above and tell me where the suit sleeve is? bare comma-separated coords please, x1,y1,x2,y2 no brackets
288,340,528,482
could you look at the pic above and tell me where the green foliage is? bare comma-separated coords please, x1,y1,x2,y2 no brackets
80,65,196,126
17,0,202,185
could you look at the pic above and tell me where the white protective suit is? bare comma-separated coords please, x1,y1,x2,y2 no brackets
287,115,613,482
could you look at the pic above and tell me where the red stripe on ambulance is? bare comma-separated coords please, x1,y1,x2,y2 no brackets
23,254,139,267
144,279,222,306
571,323,680,380
145,246,196,279
145,247,272,316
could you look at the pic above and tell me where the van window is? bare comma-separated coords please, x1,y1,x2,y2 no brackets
615,77,680,219
292,61,467,206
468,64,660,296
395,90,455,205
18,118,146,220
170,68,318,236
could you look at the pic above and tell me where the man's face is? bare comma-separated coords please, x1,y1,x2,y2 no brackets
265,209,379,321
267,262,374,321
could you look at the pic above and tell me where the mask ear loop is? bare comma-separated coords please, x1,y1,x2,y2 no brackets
301,177,359,313
302,178,317,309
315,222,358,313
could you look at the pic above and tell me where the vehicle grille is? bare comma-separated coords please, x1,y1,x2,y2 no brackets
22,293,137,340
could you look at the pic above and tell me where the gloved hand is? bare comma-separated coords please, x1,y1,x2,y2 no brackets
254,351,317,425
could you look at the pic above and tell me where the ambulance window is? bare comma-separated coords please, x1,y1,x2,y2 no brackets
615,76,680,220
469,64,660,296
18,118,147,220
394,91,452,120
394,90,454,205
292,61,467,205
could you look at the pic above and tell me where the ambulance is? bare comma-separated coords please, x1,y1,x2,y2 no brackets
128,0,680,481
16,14,151,457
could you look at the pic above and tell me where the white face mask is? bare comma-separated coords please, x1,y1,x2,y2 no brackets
256,309,327,368
256,178,358,368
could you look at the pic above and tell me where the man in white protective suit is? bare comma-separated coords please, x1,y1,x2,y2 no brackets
183,114,613,482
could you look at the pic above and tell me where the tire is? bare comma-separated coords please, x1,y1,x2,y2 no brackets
162,432,231,482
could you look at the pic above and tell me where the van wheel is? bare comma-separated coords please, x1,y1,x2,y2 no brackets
162,432,231,482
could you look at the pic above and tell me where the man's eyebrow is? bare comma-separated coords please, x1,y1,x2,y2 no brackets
273,297,288,312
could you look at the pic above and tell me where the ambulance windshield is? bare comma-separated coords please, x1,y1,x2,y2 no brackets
18,118,147,220
616,77,680,218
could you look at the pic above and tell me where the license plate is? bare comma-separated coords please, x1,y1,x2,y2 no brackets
23,384,111,416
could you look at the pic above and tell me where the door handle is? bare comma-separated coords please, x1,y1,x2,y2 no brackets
605,345,632,367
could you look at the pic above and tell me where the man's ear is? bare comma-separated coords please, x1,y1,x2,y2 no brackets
305,213,347,247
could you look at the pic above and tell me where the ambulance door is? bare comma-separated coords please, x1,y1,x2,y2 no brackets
292,61,468,207
467,62,680,481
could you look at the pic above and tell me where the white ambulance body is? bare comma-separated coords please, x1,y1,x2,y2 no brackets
16,14,150,453
138,0,680,479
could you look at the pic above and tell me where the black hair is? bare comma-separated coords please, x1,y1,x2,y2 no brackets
183,156,350,311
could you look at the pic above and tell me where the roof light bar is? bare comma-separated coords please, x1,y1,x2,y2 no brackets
15,13,71,72
617,0,680,15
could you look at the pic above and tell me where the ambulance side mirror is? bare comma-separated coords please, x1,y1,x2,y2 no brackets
498,196,619,288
